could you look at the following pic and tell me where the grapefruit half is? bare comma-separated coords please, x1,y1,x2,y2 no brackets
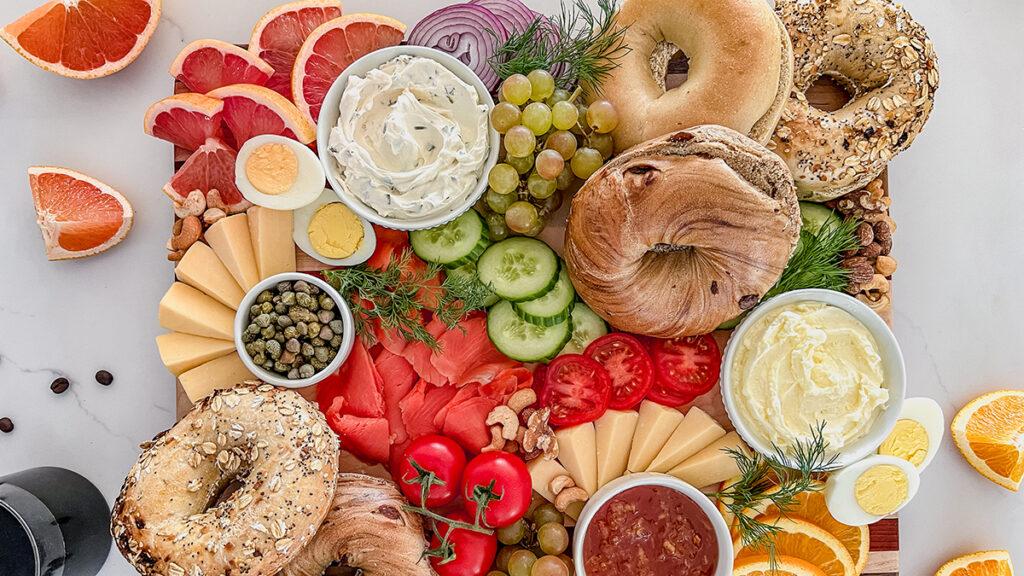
170,39,274,93
144,93,225,152
163,138,249,213
248,0,343,98
207,84,316,145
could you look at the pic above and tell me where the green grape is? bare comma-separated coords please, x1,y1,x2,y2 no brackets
587,99,620,133
488,163,519,195
508,549,538,576
532,503,563,527
571,104,588,135
531,556,569,576
557,555,575,575
487,188,517,214
486,212,509,241
545,88,571,106
490,102,522,134
497,519,528,545
501,74,532,106
537,523,569,555
587,133,615,159
527,172,556,199
527,69,556,102
554,167,574,191
523,212,546,237
497,546,521,572
538,190,563,215
534,149,565,180
544,130,578,161
506,153,535,175
504,126,537,158
505,201,539,234
571,147,603,179
550,101,579,131
522,102,553,136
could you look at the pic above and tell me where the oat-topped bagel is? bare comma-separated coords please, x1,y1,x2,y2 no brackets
111,384,339,576
772,0,938,200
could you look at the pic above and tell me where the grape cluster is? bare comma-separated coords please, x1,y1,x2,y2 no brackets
489,500,574,576
478,70,620,240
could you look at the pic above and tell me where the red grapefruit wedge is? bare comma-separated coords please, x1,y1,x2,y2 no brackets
29,167,134,260
1,0,161,79
163,137,249,213
292,14,406,124
207,84,316,145
248,0,343,98
170,39,274,93
144,93,225,152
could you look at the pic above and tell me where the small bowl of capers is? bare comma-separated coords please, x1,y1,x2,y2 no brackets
234,272,355,388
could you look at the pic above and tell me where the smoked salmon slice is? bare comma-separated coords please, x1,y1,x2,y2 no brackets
431,316,510,384
327,413,390,464
376,350,417,445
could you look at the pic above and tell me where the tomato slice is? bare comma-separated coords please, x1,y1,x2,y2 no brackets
540,354,611,426
584,333,653,410
647,334,722,407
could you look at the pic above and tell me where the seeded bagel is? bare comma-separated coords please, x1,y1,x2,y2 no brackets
111,384,339,576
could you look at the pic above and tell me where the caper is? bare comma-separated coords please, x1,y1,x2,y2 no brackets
251,341,265,354
241,331,254,343
260,326,276,339
265,339,282,359
319,295,335,310
319,326,334,340
301,342,315,357
298,364,315,378
273,361,290,373
295,292,314,309
311,337,325,346
283,326,298,339
330,335,342,348
287,369,300,380
277,315,293,327
252,353,266,365
259,302,273,314
314,346,330,363
310,285,321,295
274,303,288,315
274,333,285,343
296,321,308,336
254,314,272,328
281,291,297,306
276,281,292,292
247,323,259,335
329,320,344,333
285,338,300,353
307,322,321,336
262,360,274,371
250,304,262,317
318,310,334,323
256,290,273,304
310,358,326,370
293,280,311,294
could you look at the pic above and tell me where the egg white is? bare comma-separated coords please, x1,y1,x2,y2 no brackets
825,454,920,526
235,134,326,210
293,188,377,267
885,397,945,471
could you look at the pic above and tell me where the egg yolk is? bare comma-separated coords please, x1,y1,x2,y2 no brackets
878,419,929,467
854,464,908,515
307,202,363,258
245,143,299,195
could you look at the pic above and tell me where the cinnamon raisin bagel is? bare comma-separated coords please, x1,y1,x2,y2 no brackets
111,384,339,576
599,0,793,152
564,125,800,337
771,0,938,200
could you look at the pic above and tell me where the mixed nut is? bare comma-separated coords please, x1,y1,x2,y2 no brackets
828,176,897,316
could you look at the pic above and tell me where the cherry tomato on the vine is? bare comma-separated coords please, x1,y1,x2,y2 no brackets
461,452,532,528
395,434,466,509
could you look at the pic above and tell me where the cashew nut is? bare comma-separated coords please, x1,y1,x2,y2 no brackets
485,406,520,441
549,475,575,496
203,207,226,225
554,487,588,512
167,249,185,262
862,274,890,297
173,189,207,219
171,216,203,251
205,189,226,211
507,389,537,414
481,425,506,453
875,255,897,276
856,292,891,314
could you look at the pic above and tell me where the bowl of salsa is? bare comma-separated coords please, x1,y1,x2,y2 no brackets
573,473,733,576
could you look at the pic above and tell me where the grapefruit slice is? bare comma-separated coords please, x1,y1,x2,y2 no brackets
248,0,343,98
144,93,225,152
1,0,161,79
292,14,406,124
170,39,274,93
29,167,133,260
207,84,316,145
163,137,249,213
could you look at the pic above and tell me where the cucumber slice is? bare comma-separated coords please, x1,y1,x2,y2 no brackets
513,266,575,326
487,300,572,362
447,263,500,307
799,201,841,236
410,211,490,268
558,302,608,355
477,237,559,302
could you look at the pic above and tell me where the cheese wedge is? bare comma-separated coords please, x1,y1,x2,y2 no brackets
175,242,245,309
667,431,747,489
527,457,571,503
205,213,259,291
555,423,597,496
156,332,236,376
595,409,639,489
248,206,295,280
158,282,236,340
179,353,255,403
628,400,686,473
647,407,727,473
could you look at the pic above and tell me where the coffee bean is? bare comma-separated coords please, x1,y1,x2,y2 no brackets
50,377,70,394
0,417,13,433
95,370,114,386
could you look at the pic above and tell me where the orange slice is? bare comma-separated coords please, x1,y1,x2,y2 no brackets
291,13,406,124
936,550,1014,576
249,0,343,98
734,555,828,576
144,93,225,152
1,0,161,79
170,39,274,94
29,167,133,260
951,390,1024,491
206,84,316,146
735,516,856,576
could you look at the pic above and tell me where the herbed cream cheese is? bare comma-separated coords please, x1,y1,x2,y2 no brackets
328,55,489,219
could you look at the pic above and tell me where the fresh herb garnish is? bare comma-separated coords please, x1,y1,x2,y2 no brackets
766,217,860,299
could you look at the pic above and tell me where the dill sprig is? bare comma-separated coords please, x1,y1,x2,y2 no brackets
323,250,494,349
766,217,860,300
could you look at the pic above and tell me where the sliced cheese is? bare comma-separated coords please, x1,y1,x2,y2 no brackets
205,213,259,291
647,407,727,473
527,457,571,503
555,423,597,496
156,332,236,376
158,282,236,340
175,242,245,309
667,431,747,489
179,353,255,403
248,206,295,280
595,409,639,489
628,400,685,473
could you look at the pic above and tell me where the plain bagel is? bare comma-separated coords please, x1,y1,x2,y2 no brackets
598,0,793,152
111,384,340,576
564,125,801,337
772,0,938,200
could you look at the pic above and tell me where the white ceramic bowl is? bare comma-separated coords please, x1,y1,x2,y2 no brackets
316,45,500,231
572,473,733,576
720,289,906,469
234,273,355,388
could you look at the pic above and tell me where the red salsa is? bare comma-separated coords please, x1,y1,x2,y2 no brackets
582,485,718,576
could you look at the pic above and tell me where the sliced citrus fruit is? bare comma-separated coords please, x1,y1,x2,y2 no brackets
170,39,274,93
734,555,828,576
936,550,1014,576
163,138,248,213
29,166,133,260
951,390,1024,491
1,0,161,79
144,93,224,152
291,13,406,124
248,0,343,98
206,84,316,145
735,516,856,576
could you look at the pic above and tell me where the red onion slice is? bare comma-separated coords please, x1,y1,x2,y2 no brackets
407,3,508,90
469,0,536,35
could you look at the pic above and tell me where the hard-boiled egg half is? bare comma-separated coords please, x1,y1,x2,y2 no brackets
825,455,921,526
236,134,325,210
293,188,376,266
877,397,944,471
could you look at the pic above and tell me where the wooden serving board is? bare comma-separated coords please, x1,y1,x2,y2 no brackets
171,59,899,574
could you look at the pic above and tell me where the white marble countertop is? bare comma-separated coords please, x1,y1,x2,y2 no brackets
1,0,1021,574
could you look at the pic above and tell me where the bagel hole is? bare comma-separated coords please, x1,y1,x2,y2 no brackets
207,478,244,510
807,73,856,112
650,243,692,254
650,41,689,91
664,50,689,90
324,562,359,576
